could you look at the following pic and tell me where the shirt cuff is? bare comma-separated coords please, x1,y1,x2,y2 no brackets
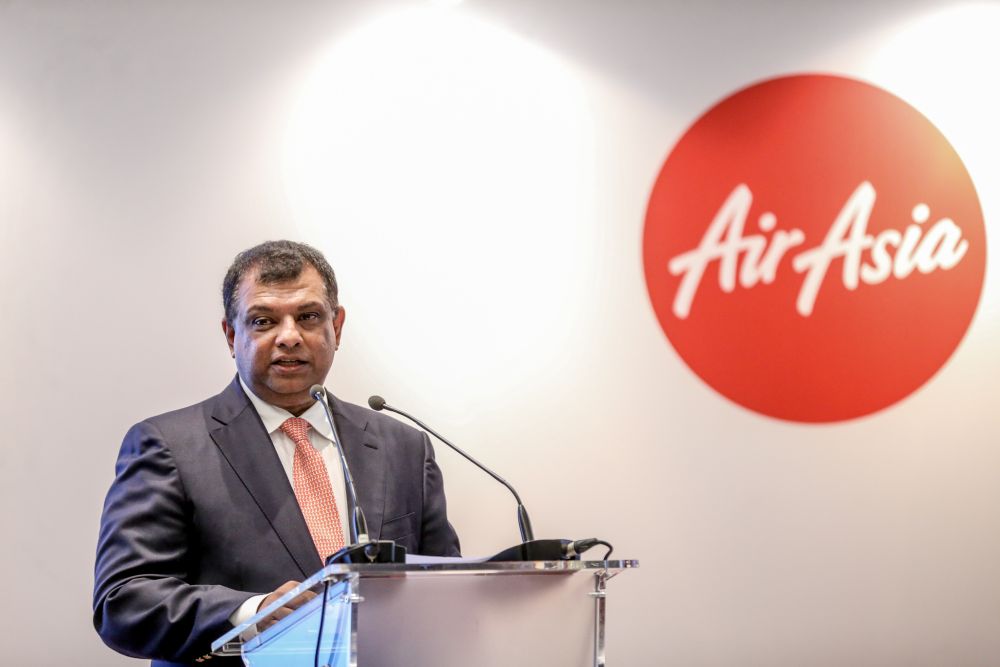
229,593,268,628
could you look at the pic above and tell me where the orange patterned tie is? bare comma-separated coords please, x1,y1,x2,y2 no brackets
280,417,345,560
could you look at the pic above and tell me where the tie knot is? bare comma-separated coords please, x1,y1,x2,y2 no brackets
280,417,312,447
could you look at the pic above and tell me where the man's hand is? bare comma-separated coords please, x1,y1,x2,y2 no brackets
256,580,318,631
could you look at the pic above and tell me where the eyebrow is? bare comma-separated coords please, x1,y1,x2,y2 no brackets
245,301,328,316
293,301,327,311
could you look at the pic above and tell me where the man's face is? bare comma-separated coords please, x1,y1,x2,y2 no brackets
222,265,345,415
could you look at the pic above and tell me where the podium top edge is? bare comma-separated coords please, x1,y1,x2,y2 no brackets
317,558,639,579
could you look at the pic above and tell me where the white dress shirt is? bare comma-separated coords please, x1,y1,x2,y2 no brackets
229,378,350,627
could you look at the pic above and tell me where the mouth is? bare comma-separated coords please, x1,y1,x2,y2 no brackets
271,358,308,371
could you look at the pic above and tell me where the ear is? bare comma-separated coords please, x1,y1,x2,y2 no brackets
222,318,236,357
333,306,346,348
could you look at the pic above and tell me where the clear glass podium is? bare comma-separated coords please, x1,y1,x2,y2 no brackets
212,558,638,667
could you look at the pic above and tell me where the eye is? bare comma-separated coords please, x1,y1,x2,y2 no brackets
251,317,273,328
299,312,320,322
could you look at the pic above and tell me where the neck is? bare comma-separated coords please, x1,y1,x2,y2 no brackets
237,377,319,417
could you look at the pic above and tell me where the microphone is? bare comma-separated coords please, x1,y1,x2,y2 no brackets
311,385,369,544
367,395,617,563
310,385,405,564
368,395,535,543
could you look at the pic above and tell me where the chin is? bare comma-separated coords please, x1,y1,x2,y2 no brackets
269,381,310,396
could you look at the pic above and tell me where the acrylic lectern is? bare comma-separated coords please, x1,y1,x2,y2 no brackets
212,558,638,667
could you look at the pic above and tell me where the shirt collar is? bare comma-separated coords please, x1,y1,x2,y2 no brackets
239,376,333,443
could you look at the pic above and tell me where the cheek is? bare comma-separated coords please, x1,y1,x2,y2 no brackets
237,336,267,364
308,332,336,362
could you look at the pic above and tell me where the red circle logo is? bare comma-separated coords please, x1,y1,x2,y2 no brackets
643,74,986,423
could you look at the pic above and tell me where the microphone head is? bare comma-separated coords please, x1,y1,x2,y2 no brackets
368,395,386,411
309,384,326,401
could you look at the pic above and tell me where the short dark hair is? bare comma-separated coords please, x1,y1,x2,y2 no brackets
222,240,339,325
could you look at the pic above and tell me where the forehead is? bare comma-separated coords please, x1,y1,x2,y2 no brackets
236,265,330,312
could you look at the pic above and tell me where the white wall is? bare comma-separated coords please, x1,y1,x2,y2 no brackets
2,1,999,665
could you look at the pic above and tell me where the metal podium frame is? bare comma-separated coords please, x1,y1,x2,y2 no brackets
212,559,638,667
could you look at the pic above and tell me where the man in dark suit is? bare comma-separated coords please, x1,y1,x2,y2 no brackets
93,241,460,666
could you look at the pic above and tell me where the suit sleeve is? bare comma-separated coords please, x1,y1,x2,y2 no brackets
418,432,462,557
93,421,254,662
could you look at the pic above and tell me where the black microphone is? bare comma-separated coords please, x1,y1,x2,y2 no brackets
368,395,616,563
311,385,369,544
368,394,535,542
310,385,405,564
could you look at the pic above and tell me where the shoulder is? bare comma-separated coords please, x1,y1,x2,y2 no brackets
121,380,249,456
332,396,427,447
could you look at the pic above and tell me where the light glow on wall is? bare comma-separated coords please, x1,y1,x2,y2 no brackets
283,8,597,415
868,3,1000,199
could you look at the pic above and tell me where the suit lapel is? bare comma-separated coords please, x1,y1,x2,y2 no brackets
208,379,323,577
329,395,387,541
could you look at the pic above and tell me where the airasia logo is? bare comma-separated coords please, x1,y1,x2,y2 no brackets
643,74,986,423
671,181,969,319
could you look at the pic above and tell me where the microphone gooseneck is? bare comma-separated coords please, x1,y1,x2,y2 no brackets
310,384,369,545
368,394,535,543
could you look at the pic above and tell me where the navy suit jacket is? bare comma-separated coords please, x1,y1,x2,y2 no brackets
93,378,460,666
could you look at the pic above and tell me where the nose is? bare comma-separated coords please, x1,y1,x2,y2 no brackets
274,316,304,348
